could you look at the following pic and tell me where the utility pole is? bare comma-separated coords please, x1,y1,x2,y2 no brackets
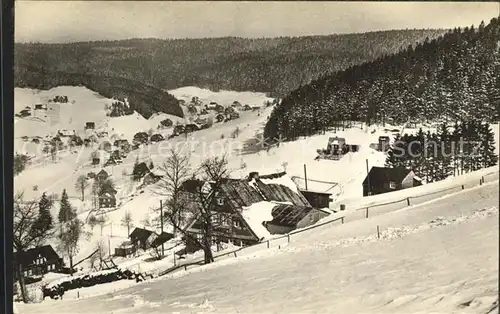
160,200,164,257
303,164,308,190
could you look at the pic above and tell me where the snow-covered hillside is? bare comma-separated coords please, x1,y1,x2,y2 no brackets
168,86,274,107
16,178,499,314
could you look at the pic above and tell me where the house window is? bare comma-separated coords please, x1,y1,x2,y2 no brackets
24,271,28,277
233,220,241,228
211,214,220,225
28,269,32,276
389,181,396,189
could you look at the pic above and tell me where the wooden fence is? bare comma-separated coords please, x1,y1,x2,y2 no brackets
156,170,498,278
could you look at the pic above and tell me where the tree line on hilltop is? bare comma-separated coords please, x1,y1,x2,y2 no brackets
15,29,446,98
264,18,500,141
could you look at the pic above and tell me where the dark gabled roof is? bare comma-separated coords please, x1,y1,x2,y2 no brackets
150,232,174,248
269,204,314,227
220,179,265,209
258,171,287,180
363,166,412,185
255,181,311,207
97,169,108,177
13,245,61,267
129,227,153,241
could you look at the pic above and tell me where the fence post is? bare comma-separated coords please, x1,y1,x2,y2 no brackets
365,207,369,218
184,265,187,271
377,225,380,239
77,291,80,299
406,198,410,206
233,251,237,258
267,240,270,249
462,185,464,190
287,234,290,243
341,217,344,224
480,179,482,186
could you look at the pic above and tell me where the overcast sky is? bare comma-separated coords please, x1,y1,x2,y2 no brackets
15,1,500,43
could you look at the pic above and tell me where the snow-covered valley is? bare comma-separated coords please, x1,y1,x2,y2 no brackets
14,85,500,314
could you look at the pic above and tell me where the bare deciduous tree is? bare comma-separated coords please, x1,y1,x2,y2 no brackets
121,211,133,236
57,218,83,276
75,175,90,201
153,149,230,264
13,193,53,303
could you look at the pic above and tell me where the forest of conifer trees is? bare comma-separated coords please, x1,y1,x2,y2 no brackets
385,121,497,183
265,18,500,141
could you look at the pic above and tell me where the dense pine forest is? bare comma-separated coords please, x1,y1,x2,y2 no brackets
264,18,500,141
385,121,498,183
15,29,446,97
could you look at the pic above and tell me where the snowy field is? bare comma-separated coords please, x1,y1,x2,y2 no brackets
17,179,499,314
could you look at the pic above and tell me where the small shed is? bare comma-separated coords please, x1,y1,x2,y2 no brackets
362,166,422,196
114,241,135,257
264,204,330,235
299,190,332,209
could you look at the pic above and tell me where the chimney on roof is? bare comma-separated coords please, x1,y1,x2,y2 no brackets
248,172,259,181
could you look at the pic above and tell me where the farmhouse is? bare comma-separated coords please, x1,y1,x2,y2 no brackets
129,227,154,250
362,166,422,197
182,171,327,252
13,245,63,280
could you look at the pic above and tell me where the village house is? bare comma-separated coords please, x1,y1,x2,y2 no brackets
104,155,121,167
182,171,328,252
362,166,422,197
96,169,109,181
150,134,165,143
98,190,116,208
34,104,46,110
13,245,64,280
129,227,154,251
85,122,95,130
378,136,391,152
